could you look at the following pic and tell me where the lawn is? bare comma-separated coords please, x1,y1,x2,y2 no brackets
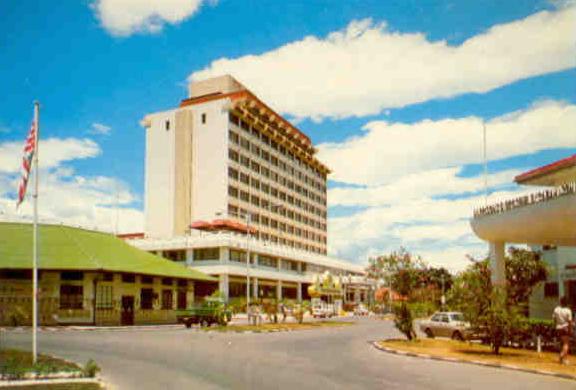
208,321,355,332
378,338,576,378
1,383,102,390
0,349,98,380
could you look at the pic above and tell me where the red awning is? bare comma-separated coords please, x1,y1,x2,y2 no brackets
515,154,576,184
190,219,256,234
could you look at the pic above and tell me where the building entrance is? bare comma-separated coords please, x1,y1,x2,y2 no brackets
121,296,134,325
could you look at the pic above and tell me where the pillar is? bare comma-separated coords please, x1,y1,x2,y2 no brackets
277,280,283,301
489,241,506,286
557,248,565,299
185,249,193,266
252,277,259,299
219,274,229,302
297,282,302,302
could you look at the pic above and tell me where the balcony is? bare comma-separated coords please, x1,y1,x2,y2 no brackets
470,182,576,246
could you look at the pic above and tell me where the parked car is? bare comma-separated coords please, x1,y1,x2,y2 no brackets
419,312,471,341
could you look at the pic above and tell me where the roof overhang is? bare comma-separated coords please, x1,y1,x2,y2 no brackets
515,154,576,186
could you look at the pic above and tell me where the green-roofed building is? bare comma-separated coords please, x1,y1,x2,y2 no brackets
0,222,216,326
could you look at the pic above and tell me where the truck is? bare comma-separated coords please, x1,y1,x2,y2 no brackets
176,299,232,328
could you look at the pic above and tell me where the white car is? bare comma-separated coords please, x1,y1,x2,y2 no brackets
419,312,472,341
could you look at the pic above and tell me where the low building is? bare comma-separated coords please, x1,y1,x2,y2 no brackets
470,154,576,316
127,229,372,305
0,222,215,326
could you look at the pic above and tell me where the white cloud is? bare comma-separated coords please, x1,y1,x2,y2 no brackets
0,138,143,234
0,138,100,174
91,0,210,36
89,122,112,136
319,100,576,186
328,168,521,208
190,5,576,120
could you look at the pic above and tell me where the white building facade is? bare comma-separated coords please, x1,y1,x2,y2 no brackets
132,75,371,303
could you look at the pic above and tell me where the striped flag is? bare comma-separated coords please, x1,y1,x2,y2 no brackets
16,121,37,207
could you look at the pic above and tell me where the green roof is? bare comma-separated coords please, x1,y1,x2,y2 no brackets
0,223,215,281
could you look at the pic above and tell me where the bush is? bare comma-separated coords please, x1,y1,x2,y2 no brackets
407,301,437,318
83,359,101,378
393,302,416,340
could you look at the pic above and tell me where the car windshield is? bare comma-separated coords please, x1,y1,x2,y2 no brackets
450,313,464,321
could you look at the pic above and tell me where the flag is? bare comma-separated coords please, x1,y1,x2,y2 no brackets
16,121,37,207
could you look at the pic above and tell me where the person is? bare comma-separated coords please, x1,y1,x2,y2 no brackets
553,296,573,365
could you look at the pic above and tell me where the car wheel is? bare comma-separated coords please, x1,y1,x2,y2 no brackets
185,320,192,329
452,331,464,341
425,328,434,338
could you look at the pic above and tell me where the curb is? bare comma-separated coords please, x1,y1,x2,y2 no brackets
372,342,576,381
0,377,101,388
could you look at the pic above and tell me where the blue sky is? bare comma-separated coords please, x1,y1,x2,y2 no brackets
0,0,574,271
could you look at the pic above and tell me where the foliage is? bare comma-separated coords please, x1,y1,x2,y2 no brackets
477,288,522,354
292,301,311,324
227,297,247,314
0,349,83,379
505,248,548,311
393,302,416,341
82,359,101,378
366,248,425,298
407,301,437,319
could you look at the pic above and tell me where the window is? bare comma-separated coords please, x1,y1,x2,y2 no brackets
201,113,207,124
228,167,239,180
102,272,113,282
240,172,249,185
259,255,277,268
240,190,249,202
141,288,154,310
141,276,153,284
229,149,239,162
96,285,113,309
0,270,31,280
61,271,84,281
165,120,170,130
228,186,238,198
193,248,220,260
230,249,247,263
60,285,83,309
162,290,173,309
122,274,135,283
162,277,173,286
544,282,559,298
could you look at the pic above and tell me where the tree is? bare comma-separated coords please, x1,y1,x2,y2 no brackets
448,247,547,354
368,248,423,340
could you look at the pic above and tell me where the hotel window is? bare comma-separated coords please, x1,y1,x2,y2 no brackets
228,167,239,180
162,278,173,286
162,290,173,309
165,120,170,130
96,285,113,309
251,195,260,206
240,137,250,151
240,172,249,185
229,130,239,144
229,149,239,162
240,190,249,202
228,186,239,198
228,204,238,215
193,248,219,261
240,155,250,168
259,255,277,268
230,113,240,125
141,276,153,284
251,161,260,173
230,249,247,263
60,285,83,309
201,113,207,124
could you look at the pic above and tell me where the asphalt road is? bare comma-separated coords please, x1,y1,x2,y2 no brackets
3,318,574,390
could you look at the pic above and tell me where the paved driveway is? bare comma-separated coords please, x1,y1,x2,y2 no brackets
3,318,574,390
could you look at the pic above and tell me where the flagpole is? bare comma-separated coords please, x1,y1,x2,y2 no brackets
482,120,488,206
32,101,39,363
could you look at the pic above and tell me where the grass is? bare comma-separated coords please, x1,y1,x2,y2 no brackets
1,384,102,390
207,321,355,333
378,338,576,378
0,349,83,380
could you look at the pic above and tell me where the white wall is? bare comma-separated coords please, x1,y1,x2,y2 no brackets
145,110,177,238
189,99,229,221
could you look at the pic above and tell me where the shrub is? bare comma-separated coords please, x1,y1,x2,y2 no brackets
83,359,101,378
407,301,437,318
393,302,416,340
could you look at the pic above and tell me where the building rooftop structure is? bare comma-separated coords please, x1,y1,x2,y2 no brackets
470,154,576,285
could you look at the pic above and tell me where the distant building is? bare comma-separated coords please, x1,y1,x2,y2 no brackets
130,75,371,304
0,222,214,326
470,154,576,316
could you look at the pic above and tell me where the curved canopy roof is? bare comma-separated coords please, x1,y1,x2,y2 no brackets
0,222,215,281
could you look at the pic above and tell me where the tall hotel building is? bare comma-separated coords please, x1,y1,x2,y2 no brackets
128,75,369,303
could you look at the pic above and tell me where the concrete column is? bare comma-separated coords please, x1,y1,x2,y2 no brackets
277,280,283,300
297,262,302,274
185,249,193,266
489,241,506,286
557,247,565,299
219,274,229,301
297,282,302,302
220,247,229,264
252,277,259,299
